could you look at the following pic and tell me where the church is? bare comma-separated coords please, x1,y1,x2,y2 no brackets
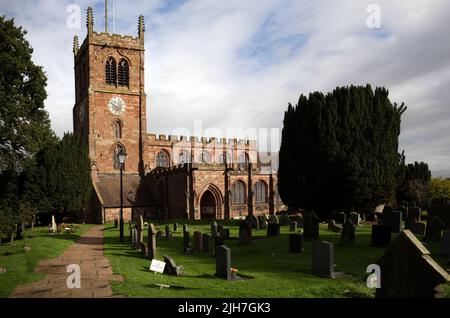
73,8,283,223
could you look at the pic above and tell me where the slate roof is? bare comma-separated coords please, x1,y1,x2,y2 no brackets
93,173,157,208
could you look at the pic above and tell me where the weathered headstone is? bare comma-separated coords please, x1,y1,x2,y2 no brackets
382,206,394,228
114,219,118,228
214,235,225,248
173,223,178,232
335,212,346,225
371,225,392,247
163,255,182,276
390,211,403,233
441,230,450,256
376,230,450,298
51,215,57,233
328,220,342,233
279,213,290,226
140,242,148,255
193,231,203,253
183,231,192,253
238,221,252,245
247,215,260,230
165,225,170,239
289,221,298,232
183,224,189,234
211,221,218,238
147,223,157,259
203,233,212,253
408,207,421,222
289,234,304,253
349,212,361,226
136,215,144,249
304,211,319,241
340,219,355,246
312,241,334,278
410,221,426,236
215,245,231,280
423,216,445,242
131,228,138,246
217,224,224,234
267,222,280,237
291,215,304,228
220,228,230,240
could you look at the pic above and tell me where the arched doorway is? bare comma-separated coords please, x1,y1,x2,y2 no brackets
200,190,216,219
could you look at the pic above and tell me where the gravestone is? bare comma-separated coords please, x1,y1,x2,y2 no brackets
328,220,342,233
441,230,450,256
410,221,426,236
408,207,421,222
220,228,230,240
203,233,212,253
163,255,182,276
214,235,225,248
183,231,192,253
335,212,346,225
183,224,189,234
173,223,178,232
132,228,138,247
211,222,218,238
312,241,334,278
268,214,279,224
289,234,304,253
279,213,290,226
259,214,268,229
371,225,392,247
239,221,252,245
215,245,232,280
267,222,280,237
51,215,57,233
349,212,361,226
217,224,224,234
247,215,260,230
291,215,304,228
194,231,203,253
136,215,144,249
340,219,355,246
147,223,157,259
114,219,118,228
382,206,394,228
390,211,403,233
165,225,170,239
289,221,298,232
140,242,148,255
376,230,450,298
423,216,445,242
304,211,319,241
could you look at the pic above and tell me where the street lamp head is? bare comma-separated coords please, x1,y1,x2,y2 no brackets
118,148,127,164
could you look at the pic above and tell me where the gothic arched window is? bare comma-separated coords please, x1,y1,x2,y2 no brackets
113,144,125,170
231,181,246,205
198,151,211,163
118,59,129,87
113,119,122,139
217,152,231,164
254,181,268,204
105,57,116,85
156,150,170,168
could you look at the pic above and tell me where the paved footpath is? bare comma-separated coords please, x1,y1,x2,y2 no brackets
11,225,123,298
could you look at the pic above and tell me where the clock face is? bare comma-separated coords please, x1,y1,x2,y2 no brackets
108,96,126,115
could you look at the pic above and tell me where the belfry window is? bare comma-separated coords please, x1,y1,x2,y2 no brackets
105,57,116,85
118,59,129,86
156,151,170,168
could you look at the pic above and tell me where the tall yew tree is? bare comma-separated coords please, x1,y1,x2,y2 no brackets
278,85,406,218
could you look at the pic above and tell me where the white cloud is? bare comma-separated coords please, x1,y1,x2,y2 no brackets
1,0,449,174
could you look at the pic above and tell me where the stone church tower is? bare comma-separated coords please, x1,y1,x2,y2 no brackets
73,8,146,179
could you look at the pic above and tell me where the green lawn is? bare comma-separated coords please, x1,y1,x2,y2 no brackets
103,221,450,298
0,224,95,297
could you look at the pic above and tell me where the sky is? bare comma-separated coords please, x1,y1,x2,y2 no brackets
1,0,450,175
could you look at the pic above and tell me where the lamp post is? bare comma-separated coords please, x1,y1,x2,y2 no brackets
117,148,127,242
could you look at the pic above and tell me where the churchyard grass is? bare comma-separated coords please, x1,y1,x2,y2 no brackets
103,221,450,298
0,224,94,297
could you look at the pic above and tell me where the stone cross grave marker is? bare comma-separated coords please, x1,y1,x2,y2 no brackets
289,234,304,253
215,245,232,280
147,223,157,259
376,230,450,298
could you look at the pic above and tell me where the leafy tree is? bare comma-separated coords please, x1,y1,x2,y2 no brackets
429,178,450,202
396,161,431,207
0,16,56,172
278,85,406,218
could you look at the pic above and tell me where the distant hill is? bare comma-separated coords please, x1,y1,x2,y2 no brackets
431,169,450,178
